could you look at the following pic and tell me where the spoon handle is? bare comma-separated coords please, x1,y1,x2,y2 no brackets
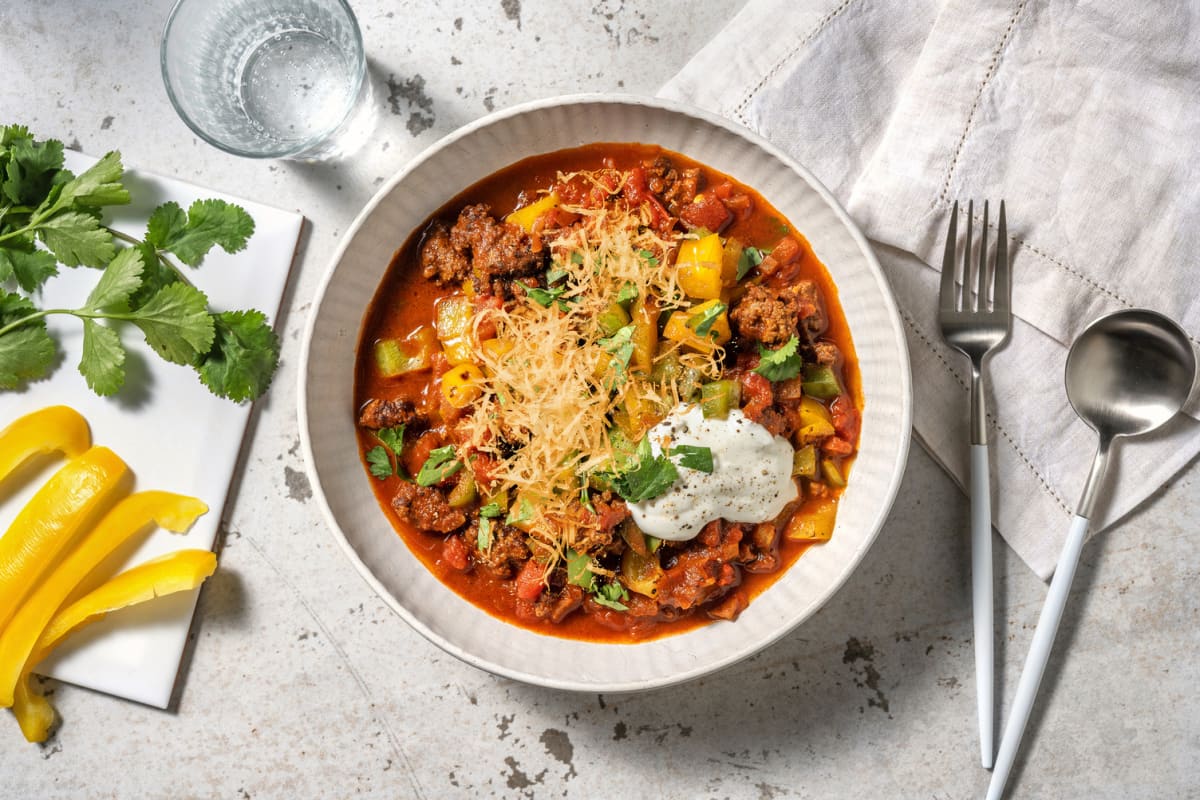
986,513,1090,800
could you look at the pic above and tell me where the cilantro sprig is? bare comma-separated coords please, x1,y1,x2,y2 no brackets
415,445,462,486
608,437,679,503
754,335,803,382
366,425,406,480
736,246,769,280
0,125,280,401
565,547,631,611
687,301,727,339
671,444,714,473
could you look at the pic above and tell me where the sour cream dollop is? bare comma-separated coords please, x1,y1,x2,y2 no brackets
628,405,798,542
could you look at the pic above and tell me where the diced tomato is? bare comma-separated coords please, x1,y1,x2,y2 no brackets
514,558,546,601
471,451,498,488
822,436,855,456
771,236,801,265
739,371,773,420
679,195,732,233
831,394,861,442
623,167,673,232
473,294,503,339
711,181,734,200
442,535,470,571
404,429,445,477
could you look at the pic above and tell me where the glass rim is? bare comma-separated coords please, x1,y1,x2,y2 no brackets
159,0,367,159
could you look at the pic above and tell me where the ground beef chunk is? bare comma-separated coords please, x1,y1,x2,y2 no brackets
449,203,544,296
643,156,701,215
810,340,841,366
472,523,531,578
792,279,827,335
528,584,585,623
358,398,421,430
391,481,466,533
730,285,801,346
419,221,471,285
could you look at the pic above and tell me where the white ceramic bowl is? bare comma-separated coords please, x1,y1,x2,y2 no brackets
300,95,912,691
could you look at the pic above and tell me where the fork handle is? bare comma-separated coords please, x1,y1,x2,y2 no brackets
971,443,995,768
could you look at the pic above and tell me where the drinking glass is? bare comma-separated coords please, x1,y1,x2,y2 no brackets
161,0,373,160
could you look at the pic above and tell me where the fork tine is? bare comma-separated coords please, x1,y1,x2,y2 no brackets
939,201,959,314
962,199,974,312
994,200,1010,314
977,200,990,311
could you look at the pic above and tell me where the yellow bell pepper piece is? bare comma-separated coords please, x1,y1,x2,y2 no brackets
441,363,484,408
0,491,207,708
12,676,53,743
435,295,473,342
0,406,91,487
784,499,839,542
630,299,657,376
663,300,732,353
505,192,559,232
11,548,217,743
795,396,836,444
28,549,218,669
676,233,724,300
0,446,130,635
441,336,475,366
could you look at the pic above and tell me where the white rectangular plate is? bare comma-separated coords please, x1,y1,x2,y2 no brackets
0,150,302,708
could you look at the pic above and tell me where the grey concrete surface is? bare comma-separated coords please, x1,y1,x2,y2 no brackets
1,1,1197,798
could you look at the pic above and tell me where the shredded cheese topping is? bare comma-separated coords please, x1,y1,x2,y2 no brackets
455,170,725,564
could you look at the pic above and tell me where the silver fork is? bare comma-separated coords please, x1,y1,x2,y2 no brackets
938,200,1011,769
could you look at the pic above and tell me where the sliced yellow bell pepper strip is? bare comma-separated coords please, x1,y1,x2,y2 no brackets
29,549,218,666
0,446,130,635
0,491,208,708
11,548,217,743
12,676,53,744
0,406,91,487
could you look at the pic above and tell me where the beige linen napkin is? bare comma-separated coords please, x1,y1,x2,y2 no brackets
661,0,1200,579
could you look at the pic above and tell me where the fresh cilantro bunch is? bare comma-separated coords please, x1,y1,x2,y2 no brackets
0,125,280,402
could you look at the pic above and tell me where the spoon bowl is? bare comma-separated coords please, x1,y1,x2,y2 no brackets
1065,309,1195,441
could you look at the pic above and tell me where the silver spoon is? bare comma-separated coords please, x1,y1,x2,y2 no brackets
987,309,1195,799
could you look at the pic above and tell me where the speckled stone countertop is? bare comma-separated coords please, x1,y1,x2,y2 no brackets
2,2,1197,798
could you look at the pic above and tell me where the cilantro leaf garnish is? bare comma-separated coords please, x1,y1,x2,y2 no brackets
477,516,493,550
596,323,636,389
611,437,679,503
671,444,714,473
566,548,596,591
736,246,768,280
478,502,504,518
686,301,727,339
505,496,535,527
753,335,803,382
615,281,638,306
637,249,659,268
0,247,58,293
569,251,584,265
126,282,215,365
0,290,55,388
366,445,394,480
516,280,572,311
416,445,461,486
375,425,405,457
145,199,255,267
545,266,568,285
196,310,281,402
592,581,629,611
78,319,125,396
